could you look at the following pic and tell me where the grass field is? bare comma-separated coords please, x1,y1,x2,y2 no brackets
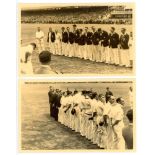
21,24,133,75
20,82,133,150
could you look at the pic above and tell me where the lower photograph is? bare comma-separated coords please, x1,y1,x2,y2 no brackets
19,79,135,152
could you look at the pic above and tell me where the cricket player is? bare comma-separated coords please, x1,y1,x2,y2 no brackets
109,96,125,150
72,24,79,57
47,27,55,54
119,28,130,67
128,86,133,109
61,27,69,56
91,26,100,62
54,30,62,55
122,109,133,149
78,29,85,59
36,27,45,52
68,28,75,57
109,27,119,65
100,29,109,63
20,43,36,74
129,32,133,67
84,27,93,61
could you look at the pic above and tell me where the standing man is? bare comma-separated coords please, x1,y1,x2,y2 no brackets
47,27,55,54
72,24,79,57
61,27,69,56
36,27,45,52
48,86,55,117
122,109,133,149
78,29,85,59
91,26,100,62
129,31,133,67
109,96,125,150
105,87,113,103
109,27,119,65
119,28,130,67
100,29,109,63
84,27,93,61
54,30,62,55
54,89,62,121
128,86,133,109
68,27,74,57
20,43,36,74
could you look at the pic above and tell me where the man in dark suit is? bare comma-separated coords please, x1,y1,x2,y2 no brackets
47,27,55,54
119,28,130,67
61,27,68,56
109,27,119,65
105,87,113,103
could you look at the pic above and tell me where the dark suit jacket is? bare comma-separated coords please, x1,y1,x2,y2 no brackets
68,32,75,44
62,31,69,43
101,31,109,47
105,91,113,103
47,31,55,42
120,34,129,49
109,32,119,48
48,91,55,104
73,30,80,43
92,31,100,45
78,34,85,45
84,32,93,45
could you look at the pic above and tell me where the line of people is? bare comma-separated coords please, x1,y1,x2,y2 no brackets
36,25,133,68
48,87,133,150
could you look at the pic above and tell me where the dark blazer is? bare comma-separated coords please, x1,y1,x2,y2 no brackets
62,31,69,43
105,91,113,103
78,34,85,46
109,32,119,48
120,34,129,49
48,91,54,117
73,30,80,43
68,32,75,44
101,31,109,47
48,91,53,104
47,31,55,42
92,31,100,45
84,32,93,45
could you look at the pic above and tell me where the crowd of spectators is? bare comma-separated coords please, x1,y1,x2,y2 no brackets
21,6,132,24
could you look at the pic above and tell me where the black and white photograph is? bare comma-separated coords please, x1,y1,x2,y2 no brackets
19,3,135,75
19,80,135,151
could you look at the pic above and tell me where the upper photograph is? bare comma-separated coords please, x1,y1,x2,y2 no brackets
19,3,135,76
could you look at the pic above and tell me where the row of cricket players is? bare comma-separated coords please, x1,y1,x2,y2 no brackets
36,25,133,67
57,90,131,149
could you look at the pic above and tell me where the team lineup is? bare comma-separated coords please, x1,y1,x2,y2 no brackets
48,86,133,150
36,25,133,68
19,4,135,151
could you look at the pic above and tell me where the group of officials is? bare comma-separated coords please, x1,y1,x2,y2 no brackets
48,86,133,150
36,25,133,68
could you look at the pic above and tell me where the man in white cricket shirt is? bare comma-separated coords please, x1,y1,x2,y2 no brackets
20,43,36,74
36,27,45,52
